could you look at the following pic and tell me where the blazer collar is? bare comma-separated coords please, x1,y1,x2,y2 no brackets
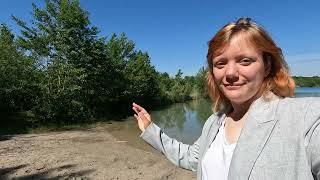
248,91,280,123
228,92,281,179
214,91,280,125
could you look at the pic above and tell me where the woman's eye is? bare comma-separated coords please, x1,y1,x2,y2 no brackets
240,58,252,66
214,61,226,69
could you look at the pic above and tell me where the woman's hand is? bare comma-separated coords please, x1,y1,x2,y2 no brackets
132,103,151,132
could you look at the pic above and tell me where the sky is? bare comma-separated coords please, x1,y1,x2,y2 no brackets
1,0,320,77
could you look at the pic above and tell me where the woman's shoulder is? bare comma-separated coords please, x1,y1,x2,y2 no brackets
201,112,224,132
279,96,320,108
277,96,320,133
276,96,320,119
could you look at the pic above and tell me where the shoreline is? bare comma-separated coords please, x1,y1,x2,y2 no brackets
0,122,195,179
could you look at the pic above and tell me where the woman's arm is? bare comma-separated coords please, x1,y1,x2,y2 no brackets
140,122,201,171
132,102,215,171
305,98,320,179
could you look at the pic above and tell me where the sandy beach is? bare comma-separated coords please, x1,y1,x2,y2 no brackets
0,122,196,179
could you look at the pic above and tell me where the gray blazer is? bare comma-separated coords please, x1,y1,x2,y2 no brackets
141,94,320,180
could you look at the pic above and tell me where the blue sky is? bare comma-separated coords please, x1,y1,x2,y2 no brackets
1,0,320,76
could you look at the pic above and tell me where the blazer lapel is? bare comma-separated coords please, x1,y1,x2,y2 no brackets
199,113,225,161
228,95,280,180
206,113,226,150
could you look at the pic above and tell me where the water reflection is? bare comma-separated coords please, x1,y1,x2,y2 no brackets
188,99,213,125
151,99,212,144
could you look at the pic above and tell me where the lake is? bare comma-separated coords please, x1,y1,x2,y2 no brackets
295,87,320,97
110,87,320,146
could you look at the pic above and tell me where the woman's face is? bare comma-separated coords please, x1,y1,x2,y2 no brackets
212,35,269,105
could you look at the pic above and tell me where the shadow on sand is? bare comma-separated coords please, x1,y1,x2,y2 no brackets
0,164,95,179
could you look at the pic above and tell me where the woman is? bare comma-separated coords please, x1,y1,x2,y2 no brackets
132,18,320,180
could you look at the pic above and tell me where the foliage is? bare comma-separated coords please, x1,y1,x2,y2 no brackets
33,61,89,122
168,69,193,102
0,24,40,113
194,67,208,98
124,51,160,104
293,76,320,87
0,0,210,128
12,0,99,121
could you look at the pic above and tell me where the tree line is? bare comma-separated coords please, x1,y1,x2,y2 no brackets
0,0,207,125
293,76,320,87
1,0,319,126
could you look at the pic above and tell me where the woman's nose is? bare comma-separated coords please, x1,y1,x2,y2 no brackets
225,63,239,82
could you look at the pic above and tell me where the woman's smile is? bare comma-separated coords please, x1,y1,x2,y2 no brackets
223,84,244,90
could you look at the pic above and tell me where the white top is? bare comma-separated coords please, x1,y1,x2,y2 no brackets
201,120,237,180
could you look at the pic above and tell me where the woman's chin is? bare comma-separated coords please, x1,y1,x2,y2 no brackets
224,90,261,106
223,92,250,104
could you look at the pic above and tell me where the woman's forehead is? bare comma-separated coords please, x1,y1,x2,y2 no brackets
215,34,260,58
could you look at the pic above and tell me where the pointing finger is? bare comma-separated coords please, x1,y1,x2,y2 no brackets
132,103,146,112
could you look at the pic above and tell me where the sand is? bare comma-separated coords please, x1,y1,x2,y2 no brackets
0,122,196,179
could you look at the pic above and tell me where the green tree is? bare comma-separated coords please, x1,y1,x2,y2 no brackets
157,72,174,104
80,33,137,117
124,51,161,109
12,0,101,121
170,69,192,102
0,24,39,112
13,0,100,66
194,67,208,97
33,60,88,122
293,76,320,87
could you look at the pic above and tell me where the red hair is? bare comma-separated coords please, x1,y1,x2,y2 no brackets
207,18,295,112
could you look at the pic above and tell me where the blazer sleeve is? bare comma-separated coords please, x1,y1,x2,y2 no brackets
140,114,217,171
304,98,320,179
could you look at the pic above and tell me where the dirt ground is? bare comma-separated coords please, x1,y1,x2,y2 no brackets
0,122,196,180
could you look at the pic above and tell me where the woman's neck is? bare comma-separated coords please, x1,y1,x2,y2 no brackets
228,104,250,121
229,93,262,121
